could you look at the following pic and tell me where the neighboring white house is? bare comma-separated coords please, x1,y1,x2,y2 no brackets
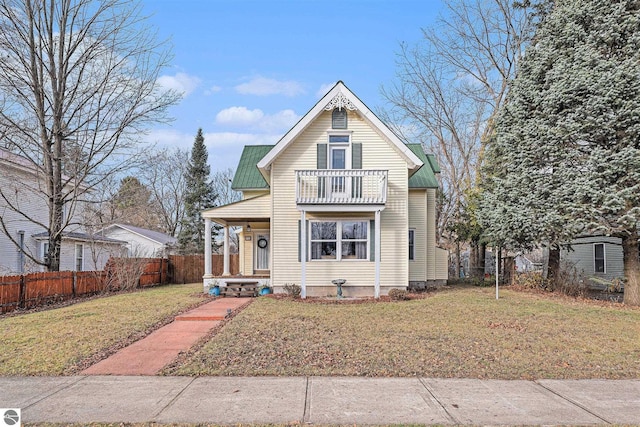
98,223,177,257
0,149,125,274
562,236,625,283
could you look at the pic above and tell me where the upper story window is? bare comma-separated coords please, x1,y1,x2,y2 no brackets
332,108,347,129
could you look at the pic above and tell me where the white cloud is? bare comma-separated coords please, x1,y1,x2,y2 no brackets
205,85,222,95
215,106,265,127
260,109,299,133
316,82,337,98
235,76,305,97
215,106,300,133
157,72,201,97
143,128,280,174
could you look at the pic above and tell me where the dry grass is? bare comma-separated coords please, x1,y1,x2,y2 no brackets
0,283,205,375
169,286,640,379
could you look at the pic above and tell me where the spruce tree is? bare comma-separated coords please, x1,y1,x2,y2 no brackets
178,129,218,254
480,0,640,305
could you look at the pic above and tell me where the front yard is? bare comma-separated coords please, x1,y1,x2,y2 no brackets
167,286,640,379
1,283,639,379
0,283,205,375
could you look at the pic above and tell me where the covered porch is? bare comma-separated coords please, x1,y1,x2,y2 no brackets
201,194,271,292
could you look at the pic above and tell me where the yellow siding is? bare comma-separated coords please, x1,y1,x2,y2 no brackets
435,247,449,280
242,190,269,200
409,190,427,281
270,110,409,293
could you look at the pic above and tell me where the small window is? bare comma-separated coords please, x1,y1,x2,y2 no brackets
409,229,415,260
75,244,84,271
332,108,347,129
594,243,605,273
329,134,350,144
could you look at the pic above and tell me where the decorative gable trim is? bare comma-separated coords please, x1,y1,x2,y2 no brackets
256,81,422,183
324,91,357,111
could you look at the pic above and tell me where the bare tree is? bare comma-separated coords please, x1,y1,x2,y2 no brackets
0,0,179,270
381,0,534,246
139,147,189,237
211,167,241,253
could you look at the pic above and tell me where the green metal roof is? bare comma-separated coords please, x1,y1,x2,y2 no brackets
231,145,274,190
426,153,441,174
407,144,440,189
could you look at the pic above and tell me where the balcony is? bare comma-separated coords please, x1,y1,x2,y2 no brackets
296,169,388,205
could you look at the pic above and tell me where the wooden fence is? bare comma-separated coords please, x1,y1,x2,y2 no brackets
169,254,239,284
0,258,168,313
0,255,237,313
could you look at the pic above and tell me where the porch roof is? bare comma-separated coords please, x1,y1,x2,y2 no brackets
201,193,271,225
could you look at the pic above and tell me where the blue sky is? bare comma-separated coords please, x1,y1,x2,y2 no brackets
143,0,442,172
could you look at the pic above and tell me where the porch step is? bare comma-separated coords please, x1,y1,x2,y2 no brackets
220,281,259,298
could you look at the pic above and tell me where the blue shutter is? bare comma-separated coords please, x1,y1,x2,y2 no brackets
369,220,375,262
317,144,327,169
352,143,362,169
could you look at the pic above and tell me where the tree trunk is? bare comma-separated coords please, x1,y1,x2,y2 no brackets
547,245,560,288
622,231,640,306
469,241,479,277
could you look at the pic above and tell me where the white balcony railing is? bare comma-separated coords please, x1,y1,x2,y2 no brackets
296,169,388,205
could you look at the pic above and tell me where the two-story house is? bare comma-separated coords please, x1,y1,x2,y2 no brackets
0,149,125,274
202,81,448,298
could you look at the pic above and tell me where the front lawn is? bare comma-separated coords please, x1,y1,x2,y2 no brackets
0,283,205,375
168,286,640,379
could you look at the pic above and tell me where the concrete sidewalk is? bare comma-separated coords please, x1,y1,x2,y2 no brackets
1,376,639,425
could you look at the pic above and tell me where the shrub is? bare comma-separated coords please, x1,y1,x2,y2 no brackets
512,272,548,290
388,288,409,301
553,261,588,297
282,283,301,298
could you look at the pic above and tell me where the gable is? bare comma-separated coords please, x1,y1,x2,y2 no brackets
256,81,422,183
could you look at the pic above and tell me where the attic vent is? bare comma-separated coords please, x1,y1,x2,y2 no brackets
332,109,347,129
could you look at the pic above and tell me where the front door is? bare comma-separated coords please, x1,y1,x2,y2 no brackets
255,233,270,272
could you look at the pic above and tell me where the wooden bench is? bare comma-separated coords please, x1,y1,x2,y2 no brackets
220,281,259,297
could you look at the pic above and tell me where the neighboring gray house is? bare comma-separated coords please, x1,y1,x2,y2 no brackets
0,148,125,274
561,235,624,283
98,224,177,257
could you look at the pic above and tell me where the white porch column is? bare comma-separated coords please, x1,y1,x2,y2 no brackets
223,225,230,276
300,209,307,299
374,209,381,299
203,218,213,292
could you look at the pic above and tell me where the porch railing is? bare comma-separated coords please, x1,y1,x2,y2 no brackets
296,169,388,205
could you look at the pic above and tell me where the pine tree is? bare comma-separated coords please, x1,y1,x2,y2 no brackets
178,129,218,254
480,0,640,304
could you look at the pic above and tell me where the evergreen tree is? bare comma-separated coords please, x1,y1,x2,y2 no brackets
480,0,640,305
178,129,218,254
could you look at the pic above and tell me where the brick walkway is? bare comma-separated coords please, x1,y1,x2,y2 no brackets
81,298,252,375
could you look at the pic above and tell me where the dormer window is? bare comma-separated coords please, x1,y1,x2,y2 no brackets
332,108,347,129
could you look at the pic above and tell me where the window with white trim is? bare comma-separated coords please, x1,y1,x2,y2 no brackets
594,243,605,273
310,220,368,260
75,244,84,271
41,241,50,264
409,229,415,261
